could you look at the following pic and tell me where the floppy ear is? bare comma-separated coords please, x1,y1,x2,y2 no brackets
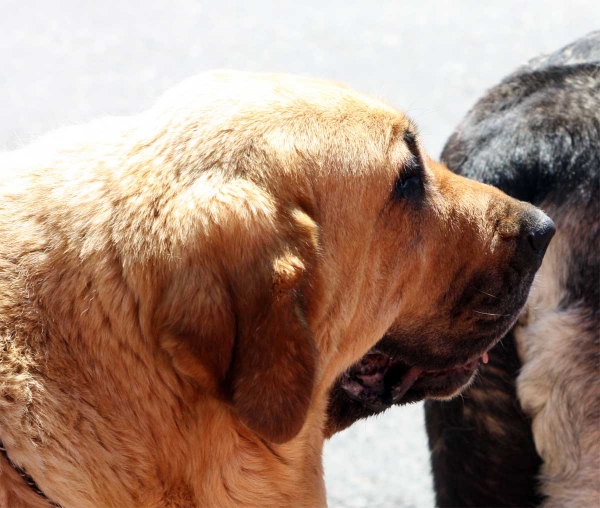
158,206,319,444
228,243,317,443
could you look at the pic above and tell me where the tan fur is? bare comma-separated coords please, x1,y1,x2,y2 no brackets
1,71,535,507
515,208,600,508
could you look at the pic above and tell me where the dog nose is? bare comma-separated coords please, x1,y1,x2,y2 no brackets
523,209,555,257
528,218,555,253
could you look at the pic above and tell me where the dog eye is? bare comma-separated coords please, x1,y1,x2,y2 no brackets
394,173,421,199
393,153,423,200
393,129,424,201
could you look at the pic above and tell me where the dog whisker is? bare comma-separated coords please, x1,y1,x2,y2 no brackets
473,310,511,317
474,288,506,302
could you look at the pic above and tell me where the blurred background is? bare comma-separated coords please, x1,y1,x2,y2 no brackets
2,1,597,506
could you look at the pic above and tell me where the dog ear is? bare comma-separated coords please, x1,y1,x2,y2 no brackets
158,205,319,444
228,243,317,443
158,267,237,394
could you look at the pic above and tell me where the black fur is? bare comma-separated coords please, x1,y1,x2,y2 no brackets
425,331,543,507
428,31,599,507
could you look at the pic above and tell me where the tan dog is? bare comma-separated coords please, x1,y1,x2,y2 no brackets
0,71,552,507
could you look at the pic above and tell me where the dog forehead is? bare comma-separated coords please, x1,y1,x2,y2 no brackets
156,70,405,127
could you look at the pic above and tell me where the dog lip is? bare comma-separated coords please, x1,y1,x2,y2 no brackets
339,347,492,408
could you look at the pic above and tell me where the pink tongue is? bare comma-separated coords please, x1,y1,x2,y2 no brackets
482,352,489,364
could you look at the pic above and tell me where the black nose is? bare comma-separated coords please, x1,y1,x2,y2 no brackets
528,220,555,252
524,209,555,256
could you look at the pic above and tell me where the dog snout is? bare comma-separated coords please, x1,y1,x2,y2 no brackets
520,207,555,260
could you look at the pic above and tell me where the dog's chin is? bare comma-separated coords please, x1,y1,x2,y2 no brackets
338,349,489,412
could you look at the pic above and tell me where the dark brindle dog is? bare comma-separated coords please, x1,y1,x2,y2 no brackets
327,32,600,508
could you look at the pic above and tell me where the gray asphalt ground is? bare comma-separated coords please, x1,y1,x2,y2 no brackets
2,1,598,506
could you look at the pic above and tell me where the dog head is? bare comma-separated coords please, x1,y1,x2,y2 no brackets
140,72,553,443
325,150,554,434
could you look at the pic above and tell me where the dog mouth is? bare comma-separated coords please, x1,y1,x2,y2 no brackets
335,280,528,413
339,349,490,411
